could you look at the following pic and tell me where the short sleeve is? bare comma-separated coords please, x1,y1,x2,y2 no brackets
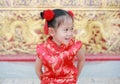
68,40,82,56
75,41,82,50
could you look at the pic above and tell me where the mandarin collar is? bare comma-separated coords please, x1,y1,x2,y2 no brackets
46,36,74,53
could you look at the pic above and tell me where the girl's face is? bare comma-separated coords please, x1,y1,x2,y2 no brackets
51,17,74,45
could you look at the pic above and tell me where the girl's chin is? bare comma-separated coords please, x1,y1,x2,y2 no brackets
62,41,70,45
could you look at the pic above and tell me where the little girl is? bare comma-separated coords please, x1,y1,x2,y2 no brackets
35,9,85,84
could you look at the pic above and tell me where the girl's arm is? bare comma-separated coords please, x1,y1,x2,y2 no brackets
35,57,43,80
76,47,85,79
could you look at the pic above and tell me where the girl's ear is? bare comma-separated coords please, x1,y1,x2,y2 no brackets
48,27,55,36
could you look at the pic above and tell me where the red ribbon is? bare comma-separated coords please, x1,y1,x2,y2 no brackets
44,20,49,35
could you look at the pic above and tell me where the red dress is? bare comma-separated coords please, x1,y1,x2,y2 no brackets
36,37,82,84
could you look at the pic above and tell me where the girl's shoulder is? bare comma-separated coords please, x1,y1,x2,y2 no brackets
36,43,44,49
36,42,46,54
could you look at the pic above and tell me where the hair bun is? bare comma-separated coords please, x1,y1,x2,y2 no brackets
43,9,55,21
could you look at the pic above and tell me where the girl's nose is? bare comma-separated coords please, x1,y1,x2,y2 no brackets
67,31,73,36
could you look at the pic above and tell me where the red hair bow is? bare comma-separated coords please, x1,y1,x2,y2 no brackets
68,10,74,18
43,9,55,21
43,9,55,34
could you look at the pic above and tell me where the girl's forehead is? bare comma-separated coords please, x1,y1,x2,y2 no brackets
55,15,74,29
61,23,74,28
61,17,73,26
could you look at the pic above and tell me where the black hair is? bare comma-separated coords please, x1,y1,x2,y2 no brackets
40,9,73,28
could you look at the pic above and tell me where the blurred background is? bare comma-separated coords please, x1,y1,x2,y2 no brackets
0,0,119,56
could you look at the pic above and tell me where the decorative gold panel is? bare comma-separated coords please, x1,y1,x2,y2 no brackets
0,0,120,55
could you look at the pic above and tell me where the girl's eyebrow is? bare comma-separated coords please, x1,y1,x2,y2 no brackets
63,25,74,28
63,27,73,29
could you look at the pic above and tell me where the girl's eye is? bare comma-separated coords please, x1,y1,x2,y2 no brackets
64,29,68,31
71,28,73,30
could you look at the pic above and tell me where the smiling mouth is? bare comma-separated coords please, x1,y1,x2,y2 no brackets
65,38,71,41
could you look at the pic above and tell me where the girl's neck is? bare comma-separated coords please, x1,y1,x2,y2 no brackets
52,38,61,46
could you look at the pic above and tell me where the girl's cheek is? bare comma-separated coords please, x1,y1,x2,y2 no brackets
73,30,77,34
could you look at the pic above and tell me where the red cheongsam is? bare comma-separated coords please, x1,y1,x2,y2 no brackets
36,37,82,84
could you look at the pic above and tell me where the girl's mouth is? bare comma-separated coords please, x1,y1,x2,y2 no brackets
65,38,71,41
